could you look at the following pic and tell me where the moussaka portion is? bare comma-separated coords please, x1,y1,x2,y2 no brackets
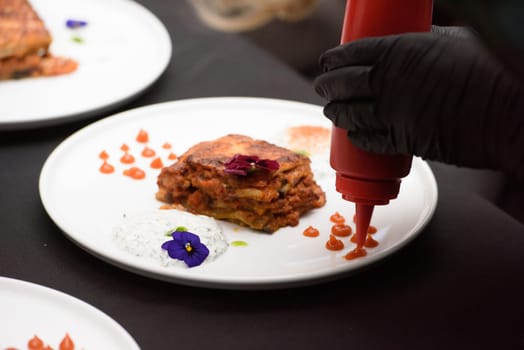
156,134,326,233
0,0,77,80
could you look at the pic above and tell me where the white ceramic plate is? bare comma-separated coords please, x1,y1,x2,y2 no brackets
0,276,140,349
0,0,171,130
39,97,438,290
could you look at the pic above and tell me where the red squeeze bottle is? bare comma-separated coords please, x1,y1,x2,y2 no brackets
332,0,433,257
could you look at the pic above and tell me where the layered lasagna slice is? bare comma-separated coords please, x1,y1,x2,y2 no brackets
156,134,326,233
0,0,77,80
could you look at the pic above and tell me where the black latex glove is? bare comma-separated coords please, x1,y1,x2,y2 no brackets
313,28,524,179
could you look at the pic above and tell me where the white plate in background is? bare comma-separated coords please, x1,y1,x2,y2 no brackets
39,97,438,290
0,0,171,130
0,276,140,349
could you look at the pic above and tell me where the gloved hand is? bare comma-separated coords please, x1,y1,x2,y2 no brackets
313,28,524,178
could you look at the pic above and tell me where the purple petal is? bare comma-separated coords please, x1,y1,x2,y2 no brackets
184,245,210,267
256,159,280,171
166,242,189,260
224,168,248,175
66,19,88,29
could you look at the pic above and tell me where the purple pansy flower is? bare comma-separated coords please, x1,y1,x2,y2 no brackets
224,154,279,176
161,231,209,267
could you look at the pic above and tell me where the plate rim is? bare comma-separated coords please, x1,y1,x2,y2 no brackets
39,96,439,290
0,276,141,349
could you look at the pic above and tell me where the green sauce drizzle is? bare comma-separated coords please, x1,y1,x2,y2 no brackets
231,240,248,247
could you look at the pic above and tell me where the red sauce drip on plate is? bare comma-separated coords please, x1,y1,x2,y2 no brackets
136,129,149,143
28,335,44,350
329,212,346,224
303,226,319,237
120,152,135,164
141,146,155,158
120,144,135,163
123,167,145,180
150,157,163,169
98,150,109,160
350,233,379,248
168,152,177,160
99,161,114,174
59,333,75,350
344,246,367,260
331,224,352,237
325,234,344,251
162,142,172,149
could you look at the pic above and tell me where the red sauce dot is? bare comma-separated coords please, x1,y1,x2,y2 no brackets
123,167,146,180
136,129,149,143
141,147,155,158
168,152,177,160
28,335,44,350
120,144,129,152
368,225,378,234
98,150,109,160
344,246,367,260
99,161,114,174
331,224,352,237
329,212,345,224
150,157,164,169
120,153,135,164
162,142,172,149
59,333,75,350
303,226,319,237
325,234,344,251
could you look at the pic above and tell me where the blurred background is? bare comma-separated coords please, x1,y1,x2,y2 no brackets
186,0,460,78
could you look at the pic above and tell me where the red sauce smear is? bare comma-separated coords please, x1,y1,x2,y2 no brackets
331,224,352,237
141,146,155,158
59,333,75,350
136,129,149,143
123,167,145,180
344,246,367,260
99,161,114,174
150,157,164,169
325,234,344,251
28,335,44,350
329,212,346,224
303,226,319,237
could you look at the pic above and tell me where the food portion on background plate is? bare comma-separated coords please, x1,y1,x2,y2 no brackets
0,0,77,80
0,0,172,130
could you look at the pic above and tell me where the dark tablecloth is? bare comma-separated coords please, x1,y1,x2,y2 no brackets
1,1,524,349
